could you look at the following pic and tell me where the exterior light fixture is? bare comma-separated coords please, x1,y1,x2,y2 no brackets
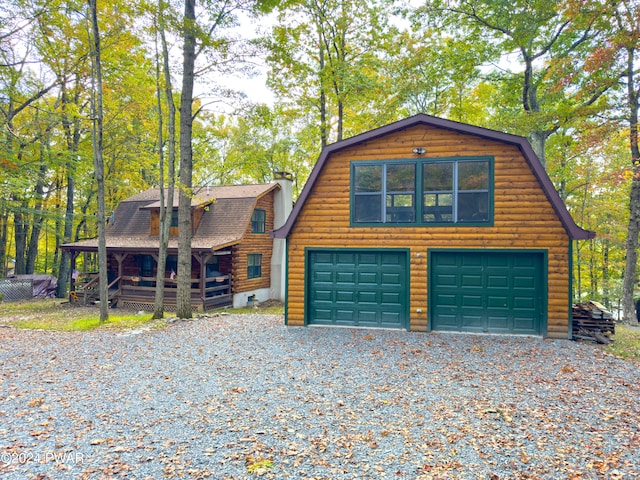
412,147,426,155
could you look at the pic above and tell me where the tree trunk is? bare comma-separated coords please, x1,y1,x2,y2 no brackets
621,45,640,324
153,1,177,319
56,77,79,298
318,31,328,148
89,0,108,322
26,141,48,274
13,198,27,275
337,98,343,142
176,0,197,319
603,236,610,308
528,130,547,167
57,167,75,297
0,208,7,276
622,172,640,323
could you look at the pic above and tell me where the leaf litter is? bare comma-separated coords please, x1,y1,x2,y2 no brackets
0,314,639,478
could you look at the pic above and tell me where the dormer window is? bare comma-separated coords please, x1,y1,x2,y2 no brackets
251,209,266,233
171,210,179,227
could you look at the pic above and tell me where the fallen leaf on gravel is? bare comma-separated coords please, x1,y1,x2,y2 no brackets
245,456,274,475
27,398,44,407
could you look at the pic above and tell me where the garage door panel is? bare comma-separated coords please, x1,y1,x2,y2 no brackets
314,290,333,302
308,250,407,328
513,296,535,309
382,273,402,285
462,295,482,307
336,290,355,303
311,308,333,321
381,312,401,326
487,315,509,330
434,314,458,329
435,293,457,306
382,252,403,264
513,317,537,333
487,275,508,288
487,256,509,267
336,252,356,265
358,272,378,284
487,296,508,308
435,274,457,286
358,253,378,265
462,274,482,287
431,251,544,335
313,252,333,264
314,271,333,283
461,256,483,267
336,309,355,321
514,275,535,289
382,292,401,304
358,291,378,303
357,310,379,325
461,314,483,330
336,272,355,284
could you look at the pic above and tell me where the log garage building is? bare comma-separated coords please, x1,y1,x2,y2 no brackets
272,114,594,339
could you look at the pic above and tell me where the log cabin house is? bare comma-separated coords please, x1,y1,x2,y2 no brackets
62,175,292,312
272,114,595,339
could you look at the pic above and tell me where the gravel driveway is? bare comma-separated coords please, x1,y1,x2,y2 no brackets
1,314,639,479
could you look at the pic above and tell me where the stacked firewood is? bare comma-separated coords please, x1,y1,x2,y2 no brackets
572,301,615,344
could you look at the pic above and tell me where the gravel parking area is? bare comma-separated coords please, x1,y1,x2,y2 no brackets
1,314,639,479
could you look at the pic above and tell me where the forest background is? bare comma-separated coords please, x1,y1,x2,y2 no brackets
1,0,639,321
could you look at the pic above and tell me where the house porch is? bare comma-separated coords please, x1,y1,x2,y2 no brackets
70,248,233,312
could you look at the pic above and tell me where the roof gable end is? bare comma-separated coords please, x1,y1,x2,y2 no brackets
272,113,594,240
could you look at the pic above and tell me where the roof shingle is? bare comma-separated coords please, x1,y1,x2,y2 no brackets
62,183,278,252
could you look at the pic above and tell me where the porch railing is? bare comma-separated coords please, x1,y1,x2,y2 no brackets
74,273,120,305
74,273,232,311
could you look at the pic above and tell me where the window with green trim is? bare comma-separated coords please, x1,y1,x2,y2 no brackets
251,209,266,233
247,254,262,279
353,163,416,223
352,158,491,225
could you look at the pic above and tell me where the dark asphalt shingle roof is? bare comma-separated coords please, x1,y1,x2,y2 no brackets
62,183,278,252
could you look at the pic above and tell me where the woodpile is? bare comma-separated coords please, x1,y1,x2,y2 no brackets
572,301,615,344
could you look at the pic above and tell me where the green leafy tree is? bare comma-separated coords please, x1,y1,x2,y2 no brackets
421,0,610,166
173,0,262,318
565,0,640,323
265,0,396,148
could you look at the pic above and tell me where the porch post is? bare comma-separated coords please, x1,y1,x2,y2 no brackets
70,251,79,300
114,252,128,296
192,252,206,310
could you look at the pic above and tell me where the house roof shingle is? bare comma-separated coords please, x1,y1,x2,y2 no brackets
62,183,278,252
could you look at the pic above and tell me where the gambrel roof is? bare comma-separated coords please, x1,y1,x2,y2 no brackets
63,183,279,252
272,114,595,240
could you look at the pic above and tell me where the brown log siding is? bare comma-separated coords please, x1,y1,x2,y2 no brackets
231,191,275,294
286,124,572,338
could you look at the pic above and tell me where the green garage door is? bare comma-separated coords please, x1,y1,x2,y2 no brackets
430,251,545,335
307,250,408,329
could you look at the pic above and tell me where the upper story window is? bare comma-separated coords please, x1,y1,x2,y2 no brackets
352,157,492,225
251,209,266,233
353,163,416,224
